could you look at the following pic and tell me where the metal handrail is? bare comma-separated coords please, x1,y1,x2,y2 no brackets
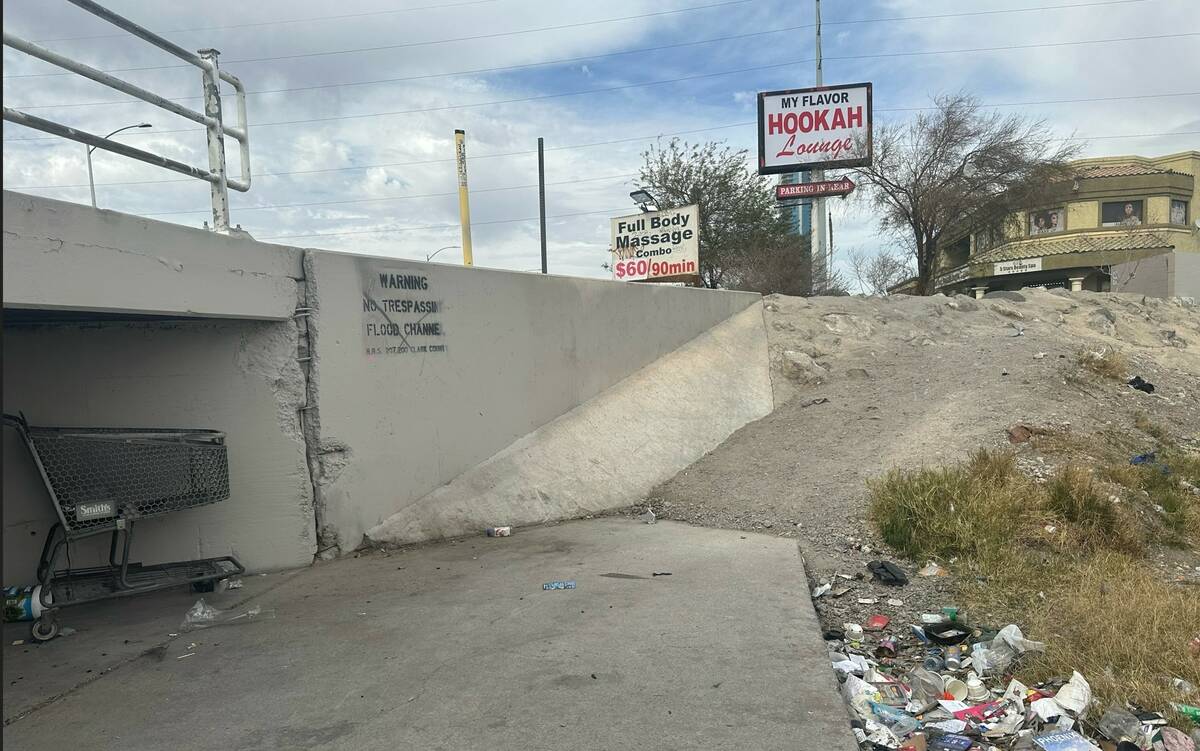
1,0,250,233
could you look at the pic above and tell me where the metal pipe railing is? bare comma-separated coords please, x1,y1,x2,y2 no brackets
2,0,251,233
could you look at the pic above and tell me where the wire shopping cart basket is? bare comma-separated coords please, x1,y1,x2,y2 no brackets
4,413,244,641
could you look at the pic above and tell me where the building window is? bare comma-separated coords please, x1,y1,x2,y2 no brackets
1170,199,1188,225
1101,199,1143,227
1028,208,1065,236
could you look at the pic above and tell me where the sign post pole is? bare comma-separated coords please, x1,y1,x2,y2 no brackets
538,137,548,274
454,129,474,267
813,0,825,292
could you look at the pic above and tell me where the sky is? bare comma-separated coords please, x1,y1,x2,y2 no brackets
3,0,1198,284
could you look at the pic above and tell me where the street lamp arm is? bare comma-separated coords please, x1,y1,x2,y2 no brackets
426,245,460,262
89,122,152,153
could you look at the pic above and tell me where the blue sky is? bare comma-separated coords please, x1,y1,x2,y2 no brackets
3,0,1198,283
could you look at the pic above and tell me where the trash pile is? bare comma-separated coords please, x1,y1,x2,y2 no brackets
828,605,1200,751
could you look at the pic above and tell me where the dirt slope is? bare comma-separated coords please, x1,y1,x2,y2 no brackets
638,288,1200,626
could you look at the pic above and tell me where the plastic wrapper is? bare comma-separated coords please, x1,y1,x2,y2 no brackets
972,624,1045,675
1097,705,1143,744
1053,671,1092,718
906,667,946,706
180,598,275,632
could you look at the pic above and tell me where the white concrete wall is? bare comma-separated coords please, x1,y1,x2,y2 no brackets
3,191,767,572
304,251,762,551
1176,252,1200,298
3,192,302,320
368,305,773,544
2,320,316,582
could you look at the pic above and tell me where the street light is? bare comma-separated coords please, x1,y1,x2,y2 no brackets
87,122,152,207
426,245,460,262
630,189,657,213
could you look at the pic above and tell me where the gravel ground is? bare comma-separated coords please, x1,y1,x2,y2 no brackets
613,289,1200,634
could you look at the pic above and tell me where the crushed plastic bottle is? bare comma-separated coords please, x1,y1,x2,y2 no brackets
179,598,275,632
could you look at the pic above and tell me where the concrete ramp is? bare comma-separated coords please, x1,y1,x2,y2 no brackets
367,305,772,545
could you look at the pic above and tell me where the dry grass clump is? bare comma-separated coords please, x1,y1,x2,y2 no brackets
869,441,1199,726
1075,345,1128,380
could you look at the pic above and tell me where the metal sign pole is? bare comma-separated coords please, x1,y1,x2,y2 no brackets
538,137,548,274
813,0,826,292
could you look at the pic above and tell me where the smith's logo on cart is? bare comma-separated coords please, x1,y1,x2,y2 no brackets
76,501,116,521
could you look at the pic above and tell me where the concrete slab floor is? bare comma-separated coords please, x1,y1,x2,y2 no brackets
3,519,857,751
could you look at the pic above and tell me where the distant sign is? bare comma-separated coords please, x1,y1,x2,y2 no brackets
360,261,447,356
610,204,700,282
758,82,872,175
776,177,856,201
993,258,1043,276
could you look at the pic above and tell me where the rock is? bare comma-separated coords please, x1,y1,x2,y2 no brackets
951,295,980,312
1086,307,1118,336
991,303,1024,320
843,368,871,380
781,350,828,384
1007,424,1034,443
984,290,1026,302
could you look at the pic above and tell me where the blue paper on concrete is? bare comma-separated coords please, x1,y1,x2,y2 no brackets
543,580,576,590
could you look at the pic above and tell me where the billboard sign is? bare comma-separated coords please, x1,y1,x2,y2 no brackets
610,204,700,282
758,82,872,175
776,176,855,201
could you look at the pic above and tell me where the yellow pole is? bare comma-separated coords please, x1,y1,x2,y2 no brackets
454,129,474,266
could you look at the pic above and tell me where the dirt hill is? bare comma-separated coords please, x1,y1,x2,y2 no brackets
637,288,1200,631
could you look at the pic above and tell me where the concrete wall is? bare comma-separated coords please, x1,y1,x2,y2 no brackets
2,319,316,582
3,192,302,320
367,305,773,545
4,190,767,575
1176,252,1200,298
1111,251,1200,298
303,251,761,551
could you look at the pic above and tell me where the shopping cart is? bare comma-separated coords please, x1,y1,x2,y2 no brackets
4,413,244,641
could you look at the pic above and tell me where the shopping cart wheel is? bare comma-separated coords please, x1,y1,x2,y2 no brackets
31,614,60,642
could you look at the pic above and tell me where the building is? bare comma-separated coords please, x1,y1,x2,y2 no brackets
778,171,817,288
897,150,1200,297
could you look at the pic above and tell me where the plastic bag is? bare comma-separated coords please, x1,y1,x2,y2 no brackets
1097,705,1143,743
1053,671,1092,718
972,624,1044,675
906,667,946,706
180,598,274,632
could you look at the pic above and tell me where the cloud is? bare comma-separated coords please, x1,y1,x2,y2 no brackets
3,0,1196,280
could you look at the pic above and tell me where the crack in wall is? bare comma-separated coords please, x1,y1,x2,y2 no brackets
298,250,345,560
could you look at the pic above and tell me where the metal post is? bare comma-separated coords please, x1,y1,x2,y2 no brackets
455,129,474,267
828,209,834,281
86,145,97,207
538,137,548,274
198,48,230,233
813,0,826,293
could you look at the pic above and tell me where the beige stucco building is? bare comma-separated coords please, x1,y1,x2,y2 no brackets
899,151,1200,298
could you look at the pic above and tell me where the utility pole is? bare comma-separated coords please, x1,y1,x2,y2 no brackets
454,129,474,266
538,137,547,274
813,0,826,293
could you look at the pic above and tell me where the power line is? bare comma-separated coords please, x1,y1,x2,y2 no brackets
7,0,1151,112
30,0,502,44
10,118,1199,192
9,124,751,189
7,33,1196,143
3,0,1148,98
143,172,636,216
259,207,633,241
4,0,760,79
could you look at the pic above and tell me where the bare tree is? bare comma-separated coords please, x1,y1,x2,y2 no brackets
637,139,791,289
847,248,912,295
853,93,1080,295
